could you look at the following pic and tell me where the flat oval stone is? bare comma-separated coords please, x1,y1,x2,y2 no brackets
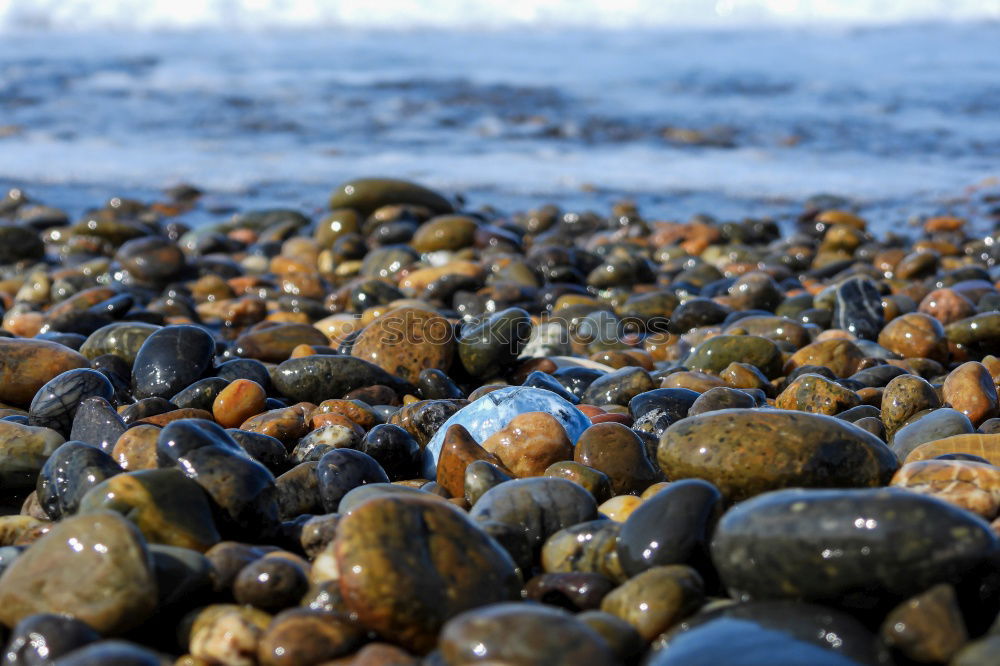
315,448,390,512
172,376,230,412
943,361,1000,427
658,409,898,501
439,602,616,666
685,335,783,379
650,600,889,666
891,460,1000,519
711,487,997,607
0,338,91,408
333,496,520,653
78,468,222,552
424,386,591,480
890,407,974,460
573,422,659,496
0,511,157,634
457,307,532,378
775,373,860,416
904,434,1000,465
617,479,722,577
600,565,705,641
233,323,329,363
272,355,415,405
131,325,216,400
328,177,453,217
29,368,114,436
723,316,811,348
784,339,865,378
470,477,598,556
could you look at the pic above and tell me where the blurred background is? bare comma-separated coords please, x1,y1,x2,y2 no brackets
1,0,999,232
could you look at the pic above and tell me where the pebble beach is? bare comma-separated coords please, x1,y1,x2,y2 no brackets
0,175,999,664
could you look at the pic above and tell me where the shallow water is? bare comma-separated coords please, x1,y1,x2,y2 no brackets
1,10,999,230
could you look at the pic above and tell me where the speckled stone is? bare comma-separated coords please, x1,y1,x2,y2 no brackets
775,373,861,415
0,419,65,490
351,307,455,384
711,487,997,607
0,511,157,634
541,519,625,582
784,339,865,378
944,361,1000,427
657,409,897,501
882,374,942,437
832,276,884,340
70,396,127,452
233,323,329,363
600,564,705,641
333,495,521,653
480,411,573,477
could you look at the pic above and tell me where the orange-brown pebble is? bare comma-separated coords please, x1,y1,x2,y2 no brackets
904,434,1000,465
591,413,634,426
598,495,643,522
891,460,1000,519
436,424,508,498
480,411,573,477
877,312,948,361
213,379,268,429
138,408,214,427
919,288,977,325
111,424,161,471
942,362,1000,426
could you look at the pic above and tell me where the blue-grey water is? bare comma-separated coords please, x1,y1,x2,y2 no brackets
1,21,999,231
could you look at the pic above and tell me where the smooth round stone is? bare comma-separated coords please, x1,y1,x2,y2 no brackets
775,373,861,415
600,565,705,641
360,423,423,481
70,396,126,452
551,366,605,399
275,462,322,519
110,424,159,471
0,419,65,490
668,298,730,334
48,640,167,666
688,386,757,415
684,335,782,379
470,477,598,556
457,307,532,378
830,276,884,340
28,368,114,437
328,177,453,217
423,386,591,480
711,487,997,607
723,316,812,348
946,313,1000,350
944,361,1000,427
315,448,390,512
0,511,157,634
115,235,185,282
649,600,889,666
232,323,328,364
417,367,465,400
411,214,478,252
0,338,91,408
2,613,101,664
657,409,898,501
877,312,948,361
131,325,216,400
36,440,122,519
727,272,783,311
211,379,266,429
439,602,616,666
522,370,580,405
272,354,414,405
333,496,520,653
215,357,273,391
257,608,366,666
226,428,288,474
388,398,466,446
544,461,613,504
881,374,942,437
233,557,309,613
629,388,699,437
580,366,654,406
880,583,968,663
523,572,615,611
78,468,222,552
617,479,722,577
351,307,455,384
480,411,573,478
890,407,974,459
79,322,160,366
171,377,229,412
573,422,659,496
784,339,865,378
337,482,440,515
157,419,279,539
